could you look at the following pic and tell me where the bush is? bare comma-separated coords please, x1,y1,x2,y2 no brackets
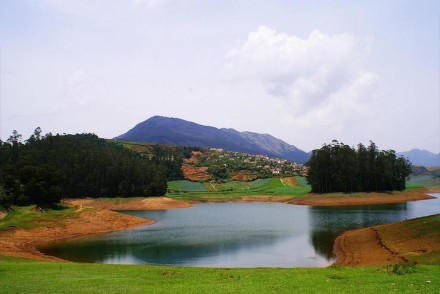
384,263,417,275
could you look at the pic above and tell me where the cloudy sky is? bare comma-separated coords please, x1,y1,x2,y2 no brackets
1,0,439,153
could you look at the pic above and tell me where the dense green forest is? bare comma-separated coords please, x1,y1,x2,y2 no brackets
0,128,171,208
126,143,190,181
306,140,411,193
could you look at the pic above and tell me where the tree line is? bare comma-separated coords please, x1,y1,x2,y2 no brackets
306,140,411,193
0,128,169,208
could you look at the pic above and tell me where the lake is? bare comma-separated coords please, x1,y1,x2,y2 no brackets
39,193,439,267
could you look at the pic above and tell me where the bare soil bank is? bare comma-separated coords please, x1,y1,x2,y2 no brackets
334,214,440,266
334,227,405,266
287,189,436,206
67,197,192,211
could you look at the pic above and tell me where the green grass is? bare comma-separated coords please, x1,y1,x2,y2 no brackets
168,180,208,192
0,205,77,230
406,175,440,190
167,177,311,201
294,176,309,186
0,256,439,293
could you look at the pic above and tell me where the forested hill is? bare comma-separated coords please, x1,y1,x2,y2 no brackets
114,116,310,164
0,130,169,208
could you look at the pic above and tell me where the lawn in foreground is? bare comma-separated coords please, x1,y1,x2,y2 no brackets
0,257,439,293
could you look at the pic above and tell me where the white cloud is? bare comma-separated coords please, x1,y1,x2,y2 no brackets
295,71,379,129
133,0,171,9
224,25,379,135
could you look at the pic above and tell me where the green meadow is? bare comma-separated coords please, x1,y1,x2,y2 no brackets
0,205,77,231
167,177,311,201
1,256,439,293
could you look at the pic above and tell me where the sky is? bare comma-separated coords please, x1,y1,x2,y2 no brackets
0,0,439,153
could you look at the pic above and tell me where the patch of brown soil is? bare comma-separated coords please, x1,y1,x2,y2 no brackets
182,165,212,182
334,214,440,266
333,227,405,266
183,151,204,164
241,196,295,203
0,209,153,262
67,197,192,211
0,211,7,220
231,172,257,182
288,189,434,207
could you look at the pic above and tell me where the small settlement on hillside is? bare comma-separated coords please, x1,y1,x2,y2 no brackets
183,148,308,182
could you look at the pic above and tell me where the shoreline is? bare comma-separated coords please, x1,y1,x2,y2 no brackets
0,189,438,265
287,189,437,207
0,208,154,262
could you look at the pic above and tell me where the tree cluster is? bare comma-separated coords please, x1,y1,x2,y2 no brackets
208,166,229,181
150,144,185,181
306,140,411,193
0,129,168,208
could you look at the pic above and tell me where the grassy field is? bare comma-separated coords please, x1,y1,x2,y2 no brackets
0,256,439,293
166,172,440,202
168,180,208,192
0,205,77,230
167,177,311,201
406,175,440,190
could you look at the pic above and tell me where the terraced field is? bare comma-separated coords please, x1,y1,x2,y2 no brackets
166,176,311,200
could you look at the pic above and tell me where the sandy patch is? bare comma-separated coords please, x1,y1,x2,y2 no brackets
240,196,295,203
67,197,192,211
288,189,434,207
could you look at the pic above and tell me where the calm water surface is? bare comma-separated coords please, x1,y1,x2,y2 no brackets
40,193,439,267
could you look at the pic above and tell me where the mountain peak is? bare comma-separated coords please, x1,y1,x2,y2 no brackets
398,149,440,166
114,116,310,163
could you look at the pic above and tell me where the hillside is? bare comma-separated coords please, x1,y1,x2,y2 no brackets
398,149,440,166
114,116,310,163
118,141,308,183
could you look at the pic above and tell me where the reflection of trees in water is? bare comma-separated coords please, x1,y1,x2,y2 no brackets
40,228,289,265
310,230,341,259
308,203,408,260
129,232,288,265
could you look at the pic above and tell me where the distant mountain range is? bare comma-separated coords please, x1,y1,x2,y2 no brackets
114,116,439,167
114,116,311,163
398,149,440,166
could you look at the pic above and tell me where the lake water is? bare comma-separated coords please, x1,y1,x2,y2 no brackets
39,193,439,267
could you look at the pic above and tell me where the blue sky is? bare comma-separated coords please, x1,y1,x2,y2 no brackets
1,0,439,153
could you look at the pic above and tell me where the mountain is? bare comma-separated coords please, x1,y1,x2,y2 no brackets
114,116,310,163
398,149,440,166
